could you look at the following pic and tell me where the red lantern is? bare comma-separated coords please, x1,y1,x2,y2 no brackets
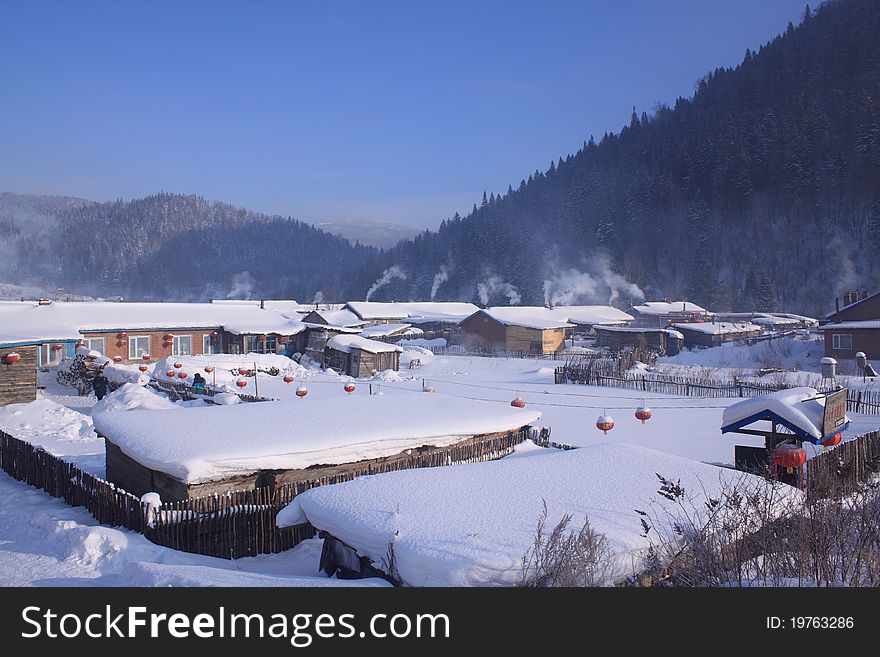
116,341,125,347
235,379,248,388
53,343,63,351
204,366,215,373
295,386,308,398
635,406,652,424
163,334,174,341
166,370,176,378
177,371,187,379
113,355,122,363
117,333,128,339
163,342,172,348
4,352,22,364
142,353,151,361
510,397,526,408
596,415,614,435
239,368,249,376
772,444,807,474
283,375,295,384
173,362,183,369
344,383,356,394
821,433,842,448
138,365,149,373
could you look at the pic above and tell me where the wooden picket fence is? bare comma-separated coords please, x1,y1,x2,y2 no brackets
806,430,880,499
555,360,880,414
0,426,545,559
150,378,276,403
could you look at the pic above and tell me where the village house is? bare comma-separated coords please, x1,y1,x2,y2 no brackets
820,290,880,360
94,393,541,501
629,301,711,327
323,334,402,377
0,300,306,366
459,307,574,355
560,306,634,333
672,321,762,348
593,326,684,355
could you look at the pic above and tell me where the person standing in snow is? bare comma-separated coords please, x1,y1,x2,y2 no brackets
92,369,109,401
192,372,207,393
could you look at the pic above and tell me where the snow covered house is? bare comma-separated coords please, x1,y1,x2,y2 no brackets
628,301,711,328
820,290,880,360
672,321,762,348
359,323,423,343
0,300,307,364
93,394,541,501
276,442,794,586
593,326,684,355
560,305,634,333
344,302,479,335
0,340,39,406
459,307,574,355
323,335,402,377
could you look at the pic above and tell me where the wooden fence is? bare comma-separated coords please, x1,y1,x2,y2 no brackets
0,426,546,559
150,378,276,403
806,430,880,499
555,360,880,414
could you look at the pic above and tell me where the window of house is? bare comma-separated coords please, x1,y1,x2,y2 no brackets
172,335,193,356
85,337,105,354
832,334,853,350
128,336,151,359
203,334,214,355
244,335,260,353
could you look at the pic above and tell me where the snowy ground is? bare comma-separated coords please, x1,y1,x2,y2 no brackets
2,345,878,587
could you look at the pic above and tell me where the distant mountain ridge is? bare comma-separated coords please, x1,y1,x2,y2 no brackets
312,218,420,249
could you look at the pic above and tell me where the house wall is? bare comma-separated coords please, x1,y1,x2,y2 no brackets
595,330,666,353
823,329,880,360
0,345,38,406
679,328,761,348
81,329,223,363
460,313,507,349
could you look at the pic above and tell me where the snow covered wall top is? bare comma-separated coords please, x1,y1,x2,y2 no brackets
93,393,541,483
277,442,796,586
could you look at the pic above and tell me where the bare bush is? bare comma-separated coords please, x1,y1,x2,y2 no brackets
634,472,880,587
519,502,616,587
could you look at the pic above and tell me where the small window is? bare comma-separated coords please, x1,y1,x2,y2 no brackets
85,337,105,354
832,334,853,350
129,336,151,359
203,334,214,355
172,335,193,356
244,335,260,353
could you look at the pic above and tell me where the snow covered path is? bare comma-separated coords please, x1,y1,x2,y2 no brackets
0,471,388,587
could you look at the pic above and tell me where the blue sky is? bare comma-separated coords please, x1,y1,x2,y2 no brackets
0,0,810,229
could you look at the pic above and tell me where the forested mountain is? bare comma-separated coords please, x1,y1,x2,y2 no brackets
356,0,880,315
0,192,380,301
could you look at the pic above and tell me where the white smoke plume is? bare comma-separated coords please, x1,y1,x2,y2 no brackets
477,276,521,306
226,271,256,300
542,258,644,307
430,267,449,301
365,265,407,301
313,290,324,305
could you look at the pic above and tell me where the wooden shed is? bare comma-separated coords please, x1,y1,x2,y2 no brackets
0,342,39,406
94,393,542,501
459,308,573,355
323,335,402,377
593,327,683,356
672,322,762,348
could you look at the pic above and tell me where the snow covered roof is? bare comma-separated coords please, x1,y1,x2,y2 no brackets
276,442,793,586
721,387,849,442
819,320,880,330
210,299,300,314
671,321,761,335
557,305,634,325
0,300,306,343
344,302,410,320
326,335,404,354
93,394,541,483
631,301,707,315
307,308,366,327
344,301,480,323
594,326,679,335
469,307,575,330
360,323,422,338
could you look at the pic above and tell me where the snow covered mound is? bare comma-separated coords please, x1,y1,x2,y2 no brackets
0,398,95,444
277,443,798,587
93,383,177,415
400,346,434,367
92,394,542,483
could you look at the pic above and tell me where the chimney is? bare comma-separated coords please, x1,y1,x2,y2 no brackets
835,297,840,320
260,299,265,310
